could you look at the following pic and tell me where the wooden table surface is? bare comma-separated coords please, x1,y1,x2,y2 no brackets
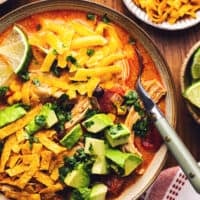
1,0,200,169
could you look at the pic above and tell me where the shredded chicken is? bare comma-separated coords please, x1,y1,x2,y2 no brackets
65,97,91,129
116,58,130,81
122,107,142,156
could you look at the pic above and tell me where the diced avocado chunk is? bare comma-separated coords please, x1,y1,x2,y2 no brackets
90,183,108,200
105,148,142,176
85,137,105,156
40,103,58,128
64,164,90,188
60,124,83,149
91,156,108,175
70,187,91,200
85,137,108,174
25,103,58,135
0,104,26,128
82,114,113,133
105,123,130,147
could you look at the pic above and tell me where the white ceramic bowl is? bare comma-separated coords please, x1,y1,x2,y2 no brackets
0,0,177,199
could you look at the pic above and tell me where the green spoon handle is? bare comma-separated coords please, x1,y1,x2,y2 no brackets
151,105,200,193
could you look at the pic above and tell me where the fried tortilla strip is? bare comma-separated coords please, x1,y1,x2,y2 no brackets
11,141,20,154
16,129,26,143
6,163,29,177
143,79,166,103
16,154,40,189
36,131,65,154
0,135,17,172
32,143,43,154
7,155,20,168
20,141,32,155
39,183,63,193
0,105,42,140
5,191,40,200
21,155,36,165
50,166,60,181
34,171,54,187
40,150,52,170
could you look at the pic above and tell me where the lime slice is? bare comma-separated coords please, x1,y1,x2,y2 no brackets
0,56,13,85
0,25,31,74
184,80,200,108
191,48,200,80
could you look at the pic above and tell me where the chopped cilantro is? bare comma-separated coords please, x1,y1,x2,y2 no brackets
59,166,70,182
35,115,46,126
59,148,94,182
84,109,99,119
87,12,96,20
32,79,40,86
124,91,138,105
66,55,77,64
87,49,95,57
124,90,145,116
102,14,110,23
108,124,123,135
88,144,94,154
133,117,149,137
71,188,91,200
50,61,63,77
51,94,73,132
25,133,39,149
52,49,58,55
0,86,9,97
84,121,94,128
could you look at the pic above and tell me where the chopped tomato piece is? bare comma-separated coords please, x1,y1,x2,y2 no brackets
104,175,125,197
142,125,163,151
98,87,124,113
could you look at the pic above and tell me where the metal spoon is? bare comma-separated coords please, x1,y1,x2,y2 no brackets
135,48,200,193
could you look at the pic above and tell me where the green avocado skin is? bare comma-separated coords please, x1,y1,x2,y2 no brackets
60,124,83,149
105,148,142,176
0,104,27,128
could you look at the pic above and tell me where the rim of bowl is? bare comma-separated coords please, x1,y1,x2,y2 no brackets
180,41,200,124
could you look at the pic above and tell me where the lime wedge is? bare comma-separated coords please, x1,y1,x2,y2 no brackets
0,56,13,85
0,25,31,75
184,80,200,108
191,48,200,80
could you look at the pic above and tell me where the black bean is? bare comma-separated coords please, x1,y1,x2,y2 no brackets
93,86,104,98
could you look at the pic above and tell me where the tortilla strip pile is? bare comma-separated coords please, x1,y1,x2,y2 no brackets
0,106,66,200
